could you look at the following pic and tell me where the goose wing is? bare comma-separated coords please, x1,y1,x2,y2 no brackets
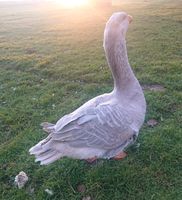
50,103,135,150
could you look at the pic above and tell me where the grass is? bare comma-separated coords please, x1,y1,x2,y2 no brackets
0,0,181,199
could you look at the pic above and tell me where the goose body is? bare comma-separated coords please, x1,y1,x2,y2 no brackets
29,12,146,165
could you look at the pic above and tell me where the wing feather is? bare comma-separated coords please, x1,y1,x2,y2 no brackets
50,103,134,150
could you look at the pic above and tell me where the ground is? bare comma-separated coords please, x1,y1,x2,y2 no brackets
0,0,181,199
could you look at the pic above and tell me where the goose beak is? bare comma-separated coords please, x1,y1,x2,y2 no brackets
128,15,133,24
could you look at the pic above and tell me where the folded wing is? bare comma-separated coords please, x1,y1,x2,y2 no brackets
50,103,135,150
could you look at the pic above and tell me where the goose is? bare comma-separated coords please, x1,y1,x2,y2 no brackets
29,12,146,165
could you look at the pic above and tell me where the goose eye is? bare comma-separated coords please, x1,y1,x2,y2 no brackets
121,15,127,21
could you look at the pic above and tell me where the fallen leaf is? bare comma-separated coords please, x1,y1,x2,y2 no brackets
45,189,53,196
147,119,158,127
82,196,91,200
77,184,86,193
25,48,36,54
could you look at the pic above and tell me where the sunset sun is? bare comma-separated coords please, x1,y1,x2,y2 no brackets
59,0,89,8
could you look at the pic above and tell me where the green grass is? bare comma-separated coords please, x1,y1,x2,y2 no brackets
0,0,181,199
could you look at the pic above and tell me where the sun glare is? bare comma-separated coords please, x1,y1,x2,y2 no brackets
59,0,89,8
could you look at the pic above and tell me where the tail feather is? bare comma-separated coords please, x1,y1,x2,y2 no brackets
29,138,50,155
41,122,55,134
29,135,63,165
29,142,43,155
35,149,56,162
40,152,62,165
29,122,63,165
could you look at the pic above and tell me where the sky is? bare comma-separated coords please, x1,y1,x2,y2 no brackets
0,0,58,1
0,0,28,2
0,0,24,1
0,0,55,2
0,0,51,1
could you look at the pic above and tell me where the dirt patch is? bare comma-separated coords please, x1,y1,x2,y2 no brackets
25,48,37,54
142,84,165,92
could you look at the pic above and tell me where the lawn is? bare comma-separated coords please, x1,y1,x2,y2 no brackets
0,0,181,199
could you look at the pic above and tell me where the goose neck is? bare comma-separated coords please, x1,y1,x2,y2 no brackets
105,38,135,92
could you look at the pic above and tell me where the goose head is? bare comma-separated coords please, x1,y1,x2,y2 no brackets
104,12,133,46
